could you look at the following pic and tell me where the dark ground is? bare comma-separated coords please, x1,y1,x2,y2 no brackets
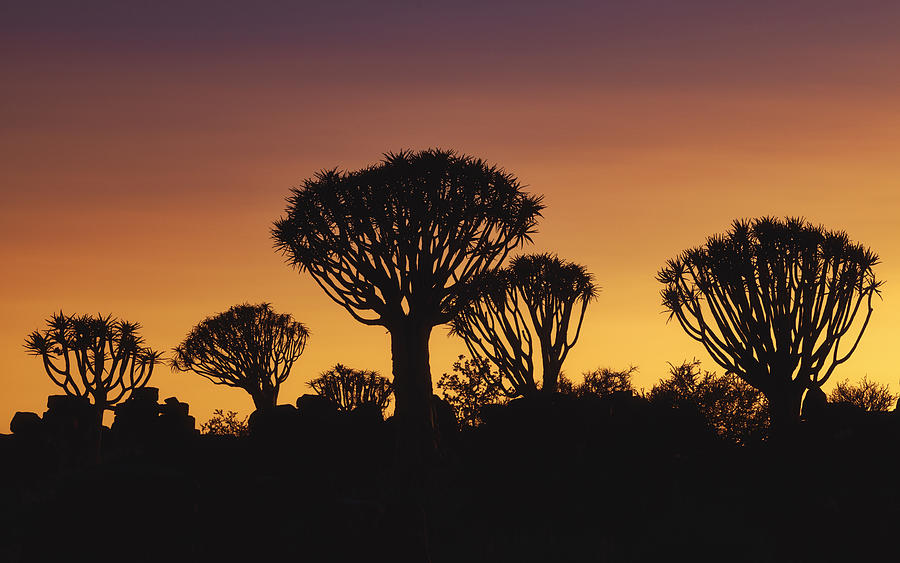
1,393,898,563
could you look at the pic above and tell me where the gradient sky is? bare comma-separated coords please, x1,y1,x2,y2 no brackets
3,1,900,426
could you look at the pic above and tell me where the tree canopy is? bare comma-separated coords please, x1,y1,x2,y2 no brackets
272,148,544,329
171,303,309,410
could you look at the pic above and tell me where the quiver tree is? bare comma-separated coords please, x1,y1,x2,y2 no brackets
170,303,309,411
308,364,393,414
272,149,543,456
450,253,597,396
657,217,881,432
24,312,162,426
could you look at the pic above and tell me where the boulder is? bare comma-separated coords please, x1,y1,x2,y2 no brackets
42,394,95,432
296,394,340,422
10,411,42,436
111,388,161,445
802,387,828,422
158,397,197,440
248,404,299,438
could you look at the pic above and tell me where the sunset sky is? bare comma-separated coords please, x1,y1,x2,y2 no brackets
3,1,900,426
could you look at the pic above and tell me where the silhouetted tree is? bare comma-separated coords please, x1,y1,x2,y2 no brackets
657,217,880,433
308,364,393,413
573,366,638,399
272,149,543,455
451,253,597,396
436,355,507,428
646,360,769,445
201,409,249,437
828,376,897,412
171,303,309,411
24,312,162,426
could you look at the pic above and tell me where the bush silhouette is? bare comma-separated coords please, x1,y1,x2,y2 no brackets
171,303,309,411
828,376,897,412
24,312,162,427
308,364,392,413
573,366,638,399
646,360,769,444
451,253,597,396
201,409,249,437
657,217,880,434
436,355,507,428
272,148,543,458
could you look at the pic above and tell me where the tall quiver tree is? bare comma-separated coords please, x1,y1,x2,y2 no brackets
272,149,543,457
451,253,597,396
171,303,309,411
657,217,881,433
24,312,162,427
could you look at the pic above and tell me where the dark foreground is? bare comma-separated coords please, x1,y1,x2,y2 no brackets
2,392,898,563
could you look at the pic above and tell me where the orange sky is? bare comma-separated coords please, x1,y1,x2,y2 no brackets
3,1,900,426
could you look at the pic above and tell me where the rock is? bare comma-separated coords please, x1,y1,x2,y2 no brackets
296,394,339,421
10,412,42,436
112,388,161,445
42,394,94,432
432,394,458,438
248,404,299,438
131,387,159,403
163,397,190,418
158,397,197,440
802,387,828,422
349,403,384,425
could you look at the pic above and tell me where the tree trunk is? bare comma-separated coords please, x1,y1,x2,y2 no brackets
766,387,804,442
541,357,561,394
252,390,277,411
389,320,436,464
387,320,434,563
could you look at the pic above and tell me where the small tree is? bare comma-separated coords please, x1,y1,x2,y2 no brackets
658,217,881,432
171,303,309,411
24,312,162,426
308,364,393,413
646,360,769,445
451,253,597,397
436,355,507,428
574,366,638,399
828,376,897,412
